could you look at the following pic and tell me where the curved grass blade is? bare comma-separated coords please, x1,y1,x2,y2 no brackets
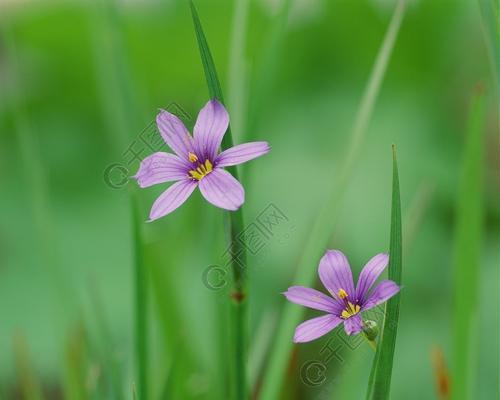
131,191,149,400
451,88,485,400
366,145,403,400
259,1,406,398
190,2,249,398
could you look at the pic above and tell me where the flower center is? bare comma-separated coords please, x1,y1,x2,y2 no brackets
188,153,213,181
337,288,361,319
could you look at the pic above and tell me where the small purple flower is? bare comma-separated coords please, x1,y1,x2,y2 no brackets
134,99,270,221
283,250,400,343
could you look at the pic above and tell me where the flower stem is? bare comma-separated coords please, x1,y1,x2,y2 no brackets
225,210,248,399
190,2,249,398
363,334,377,352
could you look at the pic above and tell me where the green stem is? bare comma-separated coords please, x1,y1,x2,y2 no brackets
131,194,148,400
363,334,377,352
190,2,248,397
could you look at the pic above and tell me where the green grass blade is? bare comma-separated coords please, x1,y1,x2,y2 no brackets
131,192,148,400
227,0,250,140
367,145,403,400
451,88,485,400
478,0,499,93
190,2,249,398
258,2,406,398
13,334,45,400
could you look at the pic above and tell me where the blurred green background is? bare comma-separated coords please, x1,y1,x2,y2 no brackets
0,0,498,399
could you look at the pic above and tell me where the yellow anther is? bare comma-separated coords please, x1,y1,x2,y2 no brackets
188,158,213,181
338,288,348,299
340,302,361,320
188,152,199,162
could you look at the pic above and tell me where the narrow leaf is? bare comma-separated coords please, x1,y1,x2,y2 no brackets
451,88,485,400
367,145,403,399
190,3,249,399
131,191,148,400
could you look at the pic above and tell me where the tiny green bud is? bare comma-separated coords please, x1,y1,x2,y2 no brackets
362,320,378,341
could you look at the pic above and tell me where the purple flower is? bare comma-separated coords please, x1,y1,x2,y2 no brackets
283,250,400,343
134,99,270,221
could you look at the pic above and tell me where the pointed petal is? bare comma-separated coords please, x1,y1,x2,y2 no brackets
343,314,363,336
355,253,389,301
283,286,343,314
156,110,194,160
198,168,244,211
193,99,229,161
318,250,355,302
216,141,270,167
362,280,401,311
133,152,189,188
294,314,342,343
148,180,197,221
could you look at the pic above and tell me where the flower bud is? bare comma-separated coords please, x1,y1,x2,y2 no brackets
362,320,378,341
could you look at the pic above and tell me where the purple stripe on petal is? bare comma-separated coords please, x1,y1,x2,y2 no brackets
362,280,400,311
133,152,189,188
193,99,229,161
216,141,270,167
148,179,197,221
318,250,355,302
198,168,244,211
355,253,389,302
283,286,343,314
294,314,342,343
343,314,363,336
156,110,194,160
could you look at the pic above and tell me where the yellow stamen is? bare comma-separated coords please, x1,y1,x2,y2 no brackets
188,152,198,162
338,288,348,299
340,302,361,320
188,158,213,181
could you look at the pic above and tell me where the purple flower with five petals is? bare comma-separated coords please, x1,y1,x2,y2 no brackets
134,99,270,221
283,250,400,343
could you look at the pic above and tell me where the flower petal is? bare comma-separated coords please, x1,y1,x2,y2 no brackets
133,152,189,188
355,253,389,302
283,286,343,314
216,141,270,167
294,314,342,343
198,168,244,211
148,179,197,221
318,250,355,302
362,280,400,311
343,314,363,336
193,99,229,161
156,110,194,160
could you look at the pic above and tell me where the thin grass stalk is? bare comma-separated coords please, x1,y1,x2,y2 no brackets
451,88,485,400
259,2,406,398
227,0,250,141
366,145,403,400
87,1,149,396
131,193,148,400
190,2,249,398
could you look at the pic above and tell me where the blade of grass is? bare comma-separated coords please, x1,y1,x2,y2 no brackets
478,0,499,96
85,279,125,400
366,145,403,400
259,2,406,398
131,192,149,400
245,0,292,141
88,1,149,397
13,334,45,400
63,324,89,400
190,2,249,398
227,0,250,141
451,87,485,400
